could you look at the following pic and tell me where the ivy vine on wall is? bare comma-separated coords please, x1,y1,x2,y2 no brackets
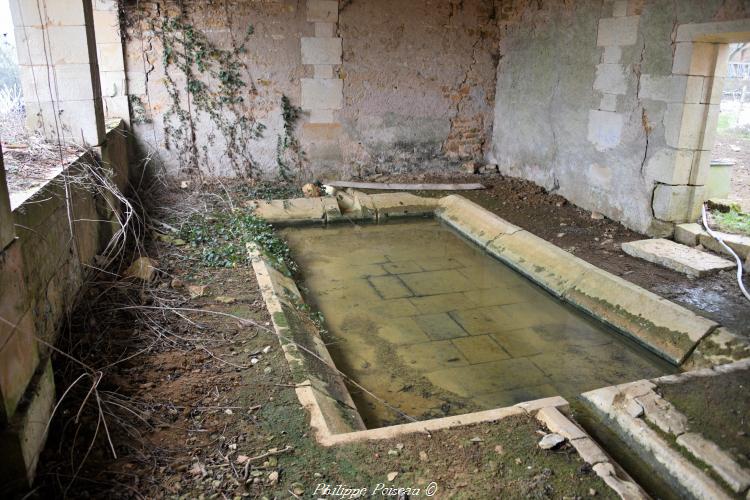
146,14,266,178
276,94,306,181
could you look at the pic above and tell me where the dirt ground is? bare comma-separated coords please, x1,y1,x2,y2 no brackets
27,183,612,499
23,169,750,498
366,172,750,336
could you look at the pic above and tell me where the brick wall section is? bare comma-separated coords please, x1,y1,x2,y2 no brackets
443,114,485,161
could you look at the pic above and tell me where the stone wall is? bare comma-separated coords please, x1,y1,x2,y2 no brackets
489,0,750,235
122,0,502,178
0,122,133,490
123,0,309,178
336,0,501,175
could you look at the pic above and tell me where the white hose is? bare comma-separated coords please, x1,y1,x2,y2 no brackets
701,204,750,302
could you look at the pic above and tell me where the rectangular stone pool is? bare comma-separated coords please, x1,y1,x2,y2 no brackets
281,219,675,428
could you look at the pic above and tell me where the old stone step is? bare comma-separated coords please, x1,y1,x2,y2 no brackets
621,239,735,277
699,231,750,260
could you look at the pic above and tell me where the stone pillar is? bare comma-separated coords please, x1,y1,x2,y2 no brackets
93,0,129,122
587,2,640,152
300,0,344,173
11,0,106,145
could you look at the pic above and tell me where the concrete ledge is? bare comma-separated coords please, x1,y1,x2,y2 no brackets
248,197,339,225
485,230,601,298
563,269,717,365
312,396,570,446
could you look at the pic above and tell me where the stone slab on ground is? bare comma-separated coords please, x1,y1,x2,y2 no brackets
699,231,750,260
621,238,735,277
674,223,706,246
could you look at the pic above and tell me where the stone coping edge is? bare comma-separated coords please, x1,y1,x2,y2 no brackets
581,360,750,499
434,195,724,366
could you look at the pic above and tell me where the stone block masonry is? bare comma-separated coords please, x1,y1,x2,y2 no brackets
11,0,105,145
300,0,344,171
0,123,133,491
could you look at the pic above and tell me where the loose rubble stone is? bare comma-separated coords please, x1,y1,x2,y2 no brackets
634,391,689,435
124,257,159,282
461,160,479,174
624,399,644,418
538,433,565,450
302,183,321,197
188,284,208,298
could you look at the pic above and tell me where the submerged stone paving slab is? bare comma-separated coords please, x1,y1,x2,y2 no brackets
621,238,735,277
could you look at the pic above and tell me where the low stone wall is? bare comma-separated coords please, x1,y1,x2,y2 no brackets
0,121,134,492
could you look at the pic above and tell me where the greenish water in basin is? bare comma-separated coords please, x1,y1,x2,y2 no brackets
281,219,676,428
